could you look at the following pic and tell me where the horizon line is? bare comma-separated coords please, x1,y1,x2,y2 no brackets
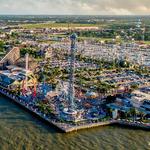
0,14,150,16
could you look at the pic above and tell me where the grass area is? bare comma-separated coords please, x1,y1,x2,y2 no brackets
141,41,150,44
142,120,150,123
78,36,112,41
38,40,59,44
21,23,100,29
48,34,66,37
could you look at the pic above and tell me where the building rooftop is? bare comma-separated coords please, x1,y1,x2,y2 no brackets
0,65,33,85
132,90,150,101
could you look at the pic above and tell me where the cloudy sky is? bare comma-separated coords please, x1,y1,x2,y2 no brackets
0,0,150,15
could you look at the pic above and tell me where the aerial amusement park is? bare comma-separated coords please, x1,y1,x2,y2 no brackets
0,19,150,132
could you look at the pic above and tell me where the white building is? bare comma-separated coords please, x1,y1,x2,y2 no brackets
130,90,150,108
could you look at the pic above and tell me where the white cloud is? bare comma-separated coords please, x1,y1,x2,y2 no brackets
0,0,149,15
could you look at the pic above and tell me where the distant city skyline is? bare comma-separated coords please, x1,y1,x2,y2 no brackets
0,0,150,15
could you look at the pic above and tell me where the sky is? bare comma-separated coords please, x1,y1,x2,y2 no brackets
0,0,150,15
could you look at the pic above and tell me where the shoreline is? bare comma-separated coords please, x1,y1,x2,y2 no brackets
0,90,150,133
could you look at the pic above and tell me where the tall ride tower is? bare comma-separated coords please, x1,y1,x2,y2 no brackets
25,53,29,90
68,33,78,112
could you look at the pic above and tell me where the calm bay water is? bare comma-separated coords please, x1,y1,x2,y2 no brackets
0,94,150,150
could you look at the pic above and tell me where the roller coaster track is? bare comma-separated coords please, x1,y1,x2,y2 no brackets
0,47,20,65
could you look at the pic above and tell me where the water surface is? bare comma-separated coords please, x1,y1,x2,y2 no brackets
0,94,149,150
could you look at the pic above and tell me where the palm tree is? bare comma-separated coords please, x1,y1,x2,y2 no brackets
139,111,145,122
125,111,130,120
129,108,136,121
130,84,139,92
130,108,140,122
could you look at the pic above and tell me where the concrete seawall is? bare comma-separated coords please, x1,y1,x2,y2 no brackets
117,120,150,130
0,90,150,133
62,121,117,132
